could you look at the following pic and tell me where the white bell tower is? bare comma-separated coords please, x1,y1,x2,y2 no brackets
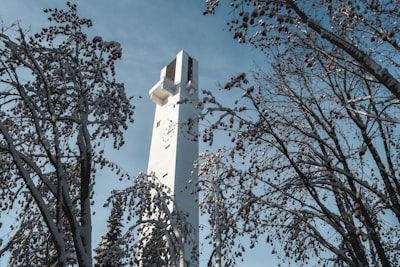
147,50,199,266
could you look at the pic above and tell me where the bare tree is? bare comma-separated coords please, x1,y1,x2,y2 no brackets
0,3,134,266
102,173,198,267
198,1,400,265
203,0,400,100
197,42,400,266
197,148,248,267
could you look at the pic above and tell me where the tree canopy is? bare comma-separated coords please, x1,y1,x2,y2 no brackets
204,0,400,100
198,0,400,266
99,173,197,267
0,3,134,266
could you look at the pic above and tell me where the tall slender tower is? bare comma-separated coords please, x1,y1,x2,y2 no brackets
147,50,199,266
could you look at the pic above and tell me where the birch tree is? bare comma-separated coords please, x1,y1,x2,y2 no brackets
101,173,197,267
197,148,247,267
204,0,400,100
197,2,400,265
197,43,400,266
0,3,134,266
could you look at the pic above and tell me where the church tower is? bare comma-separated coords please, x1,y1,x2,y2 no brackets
147,50,199,265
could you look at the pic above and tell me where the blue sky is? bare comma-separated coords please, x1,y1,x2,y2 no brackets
0,1,276,266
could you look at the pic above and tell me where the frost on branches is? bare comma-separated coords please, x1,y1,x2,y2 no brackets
99,173,198,267
204,0,400,100
0,3,134,266
197,46,400,266
198,1,400,266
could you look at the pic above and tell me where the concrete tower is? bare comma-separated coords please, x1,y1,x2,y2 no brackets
147,50,199,266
